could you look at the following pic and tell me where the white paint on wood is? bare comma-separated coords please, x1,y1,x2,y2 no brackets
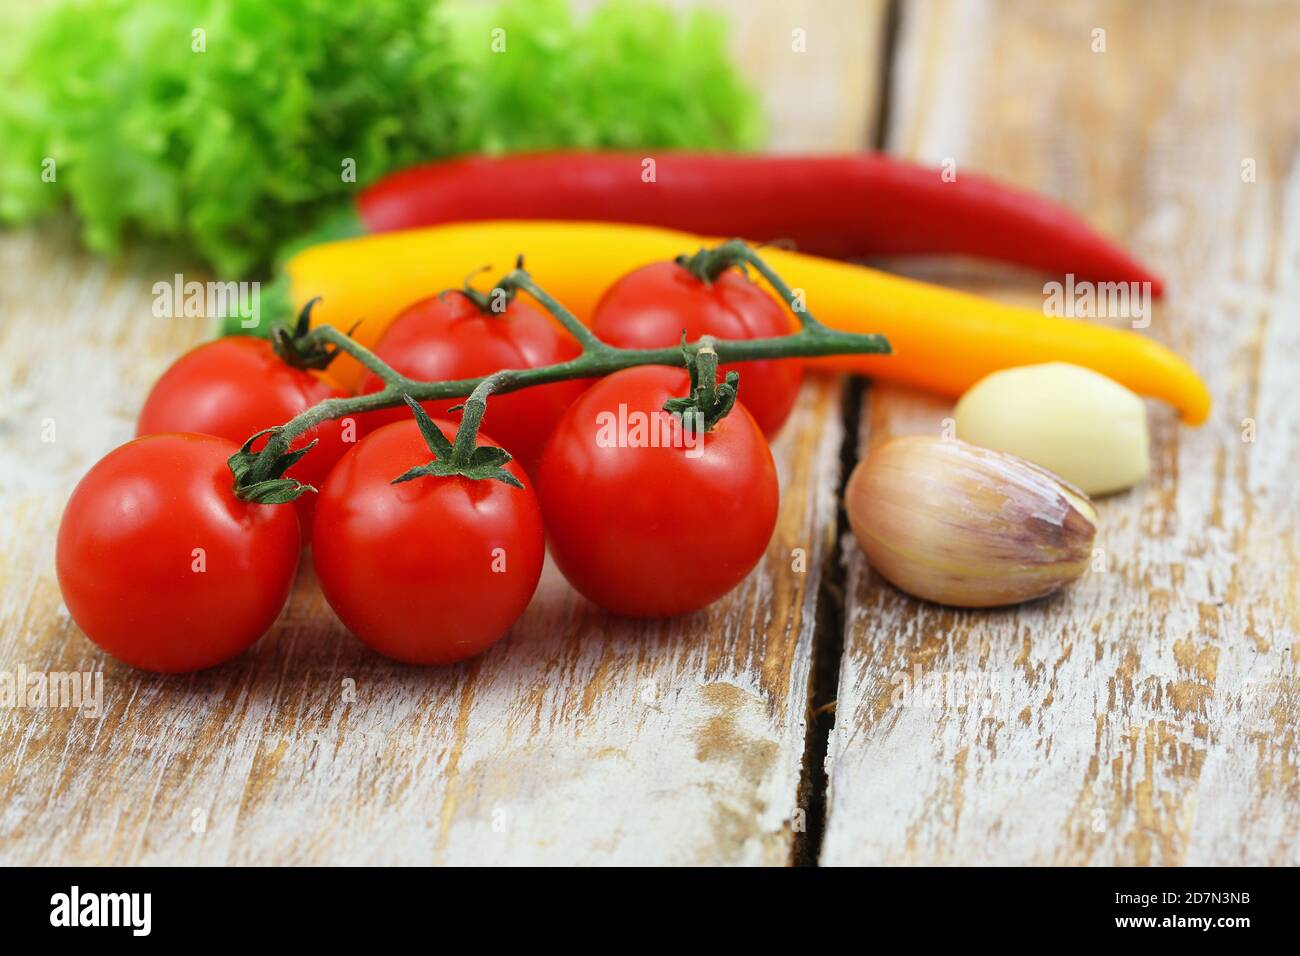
822,0,1300,866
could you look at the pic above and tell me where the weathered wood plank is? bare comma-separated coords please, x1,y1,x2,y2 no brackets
822,0,1300,866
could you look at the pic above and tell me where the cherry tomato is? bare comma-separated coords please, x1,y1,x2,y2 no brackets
136,336,351,539
56,433,301,673
590,261,803,436
536,365,779,618
312,419,545,665
356,291,589,474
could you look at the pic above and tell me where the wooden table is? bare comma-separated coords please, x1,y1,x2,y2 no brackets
1,0,1296,865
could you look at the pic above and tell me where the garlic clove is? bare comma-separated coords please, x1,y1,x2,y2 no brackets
844,436,1098,608
954,362,1149,495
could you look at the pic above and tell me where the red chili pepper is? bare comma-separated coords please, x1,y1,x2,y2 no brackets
358,152,1164,295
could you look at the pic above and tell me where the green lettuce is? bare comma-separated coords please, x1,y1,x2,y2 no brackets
0,0,762,277
445,0,763,154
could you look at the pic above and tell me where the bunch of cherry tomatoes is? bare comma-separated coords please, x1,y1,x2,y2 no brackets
56,256,803,673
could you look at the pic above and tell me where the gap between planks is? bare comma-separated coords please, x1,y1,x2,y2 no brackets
789,0,903,866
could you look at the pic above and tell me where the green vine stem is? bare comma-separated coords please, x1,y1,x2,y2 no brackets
236,243,891,499
662,342,740,432
675,238,829,332
445,265,511,315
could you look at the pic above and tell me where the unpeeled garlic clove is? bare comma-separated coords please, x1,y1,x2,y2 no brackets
844,436,1098,608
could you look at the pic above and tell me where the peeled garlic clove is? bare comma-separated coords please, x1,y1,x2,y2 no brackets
844,436,1098,608
954,362,1149,495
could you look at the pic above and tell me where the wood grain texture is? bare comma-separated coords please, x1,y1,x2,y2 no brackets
821,0,1300,866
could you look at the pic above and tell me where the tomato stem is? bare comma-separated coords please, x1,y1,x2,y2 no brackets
662,341,740,432
448,264,515,315
389,394,524,489
492,259,610,353
234,244,890,498
675,239,830,332
270,297,355,371
448,375,501,466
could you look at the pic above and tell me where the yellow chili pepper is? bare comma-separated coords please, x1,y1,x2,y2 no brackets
286,220,1210,425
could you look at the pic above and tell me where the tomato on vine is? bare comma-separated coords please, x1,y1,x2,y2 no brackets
312,397,545,665
56,433,301,673
356,283,589,474
536,352,779,618
136,302,351,539
52,244,889,674
590,247,803,436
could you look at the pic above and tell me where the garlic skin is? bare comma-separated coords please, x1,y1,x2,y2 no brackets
954,362,1149,495
844,436,1098,608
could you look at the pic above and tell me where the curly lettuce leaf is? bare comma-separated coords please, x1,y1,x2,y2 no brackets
1,0,459,277
1,0,760,278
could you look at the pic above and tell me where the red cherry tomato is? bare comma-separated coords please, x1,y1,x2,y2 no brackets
312,419,545,665
56,433,301,672
590,261,803,436
136,336,350,539
356,291,589,474
536,365,779,618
